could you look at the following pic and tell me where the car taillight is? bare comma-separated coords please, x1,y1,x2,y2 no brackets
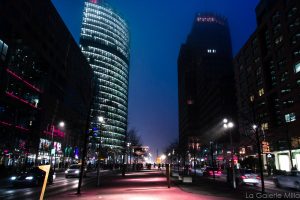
209,170,213,175
256,176,260,179
217,171,221,174
241,176,246,179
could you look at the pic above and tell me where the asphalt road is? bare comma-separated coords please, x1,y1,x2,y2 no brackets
183,168,300,194
1,168,300,200
0,170,108,200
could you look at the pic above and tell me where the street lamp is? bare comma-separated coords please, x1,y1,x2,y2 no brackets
50,121,65,172
223,118,236,189
127,142,131,165
97,116,105,186
160,154,166,163
252,124,265,193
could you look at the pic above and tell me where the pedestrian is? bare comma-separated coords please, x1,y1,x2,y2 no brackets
267,164,271,176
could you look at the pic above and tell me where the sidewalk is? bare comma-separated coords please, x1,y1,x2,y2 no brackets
47,170,234,200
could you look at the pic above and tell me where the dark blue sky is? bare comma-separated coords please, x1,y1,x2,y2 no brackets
52,0,259,157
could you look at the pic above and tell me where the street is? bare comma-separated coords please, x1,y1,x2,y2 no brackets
0,170,109,200
184,168,300,194
1,168,300,200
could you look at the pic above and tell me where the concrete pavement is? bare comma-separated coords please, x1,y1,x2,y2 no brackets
48,170,235,200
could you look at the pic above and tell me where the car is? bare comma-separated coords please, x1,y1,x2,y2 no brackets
235,169,260,186
10,166,55,187
202,167,222,177
274,171,300,190
65,164,86,178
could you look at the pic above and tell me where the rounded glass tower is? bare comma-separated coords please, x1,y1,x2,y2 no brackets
80,0,130,152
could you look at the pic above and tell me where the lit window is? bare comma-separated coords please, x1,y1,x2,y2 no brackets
258,88,264,96
261,123,269,130
250,95,255,102
285,113,296,123
0,39,8,61
207,49,216,54
294,63,300,73
281,88,291,94
187,99,193,105
275,35,283,44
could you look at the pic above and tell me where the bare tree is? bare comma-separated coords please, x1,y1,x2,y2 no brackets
127,128,142,146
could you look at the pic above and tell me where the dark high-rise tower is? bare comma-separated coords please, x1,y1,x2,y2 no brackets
80,0,130,154
178,13,236,150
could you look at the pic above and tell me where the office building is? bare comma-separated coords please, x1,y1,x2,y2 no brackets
80,0,130,160
234,0,300,171
178,13,237,164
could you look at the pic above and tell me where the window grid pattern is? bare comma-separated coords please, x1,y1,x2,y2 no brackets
80,2,130,149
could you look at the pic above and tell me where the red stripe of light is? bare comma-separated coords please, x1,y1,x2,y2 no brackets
15,125,30,132
6,68,42,93
6,91,39,109
0,121,12,127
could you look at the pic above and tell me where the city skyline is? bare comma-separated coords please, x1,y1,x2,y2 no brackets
52,0,259,155
2,0,300,199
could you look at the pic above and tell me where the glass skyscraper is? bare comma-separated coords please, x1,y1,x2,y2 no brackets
80,0,130,154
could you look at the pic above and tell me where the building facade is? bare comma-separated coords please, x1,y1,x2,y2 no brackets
178,13,237,166
0,0,92,168
79,0,130,161
234,0,300,171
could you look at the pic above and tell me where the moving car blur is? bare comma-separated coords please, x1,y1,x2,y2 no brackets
274,171,300,190
10,166,55,187
235,169,260,186
65,164,86,178
202,167,222,177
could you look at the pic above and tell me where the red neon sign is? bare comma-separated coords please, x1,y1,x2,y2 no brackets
43,126,65,138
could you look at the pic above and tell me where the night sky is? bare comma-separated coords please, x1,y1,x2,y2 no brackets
51,0,259,157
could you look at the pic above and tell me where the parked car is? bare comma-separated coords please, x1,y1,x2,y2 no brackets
202,167,222,177
65,164,86,178
235,169,260,186
274,171,300,190
10,167,54,187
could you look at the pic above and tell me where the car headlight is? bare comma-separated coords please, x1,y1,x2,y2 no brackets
25,176,34,180
65,170,69,174
75,170,80,174
10,176,16,181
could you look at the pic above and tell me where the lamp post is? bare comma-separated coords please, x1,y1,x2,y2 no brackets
127,142,131,165
172,149,174,171
50,121,65,172
223,118,236,189
253,124,265,193
97,116,105,186
210,141,215,179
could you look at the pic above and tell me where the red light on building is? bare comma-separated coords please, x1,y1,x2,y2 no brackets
90,0,98,4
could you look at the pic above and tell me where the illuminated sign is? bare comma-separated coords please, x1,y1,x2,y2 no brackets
43,125,65,138
196,16,225,25
262,141,270,153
